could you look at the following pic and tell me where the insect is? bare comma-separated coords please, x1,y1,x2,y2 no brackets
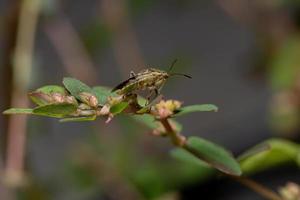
112,60,191,103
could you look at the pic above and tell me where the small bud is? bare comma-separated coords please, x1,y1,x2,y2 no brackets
97,104,110,116
79,92,99,108
107,95,123,106
51,92,65,103
78,103,92,110
28,92,53,105
152,100,182,118
78,110,96,116
64,95,78,105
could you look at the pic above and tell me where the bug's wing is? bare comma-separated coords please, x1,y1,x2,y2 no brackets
111,77,135,92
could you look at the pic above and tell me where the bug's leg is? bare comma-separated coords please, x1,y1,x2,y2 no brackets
145,90,155,106
154,89,159,98
130,71,136,78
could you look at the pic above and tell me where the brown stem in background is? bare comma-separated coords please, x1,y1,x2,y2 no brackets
0,2,21,199
230,176,283,200
44,16,98,85
99,0,145,78
0,1,19,165
158,117,283,200
5,0,41,187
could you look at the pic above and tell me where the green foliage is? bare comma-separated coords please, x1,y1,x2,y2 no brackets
3,104,77,118
3,108,33,115
171,148,209,167
63,77,95,101
93,86,115,105
30,85,67,106
173,104,218,117
3,75,245,196
33,103,77,118
110,102,129,115
184,136,242,176
36,85,66,94
238,143,270,162
239,138,300,175
59,115,97,122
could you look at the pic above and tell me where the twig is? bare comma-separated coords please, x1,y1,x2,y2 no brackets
159,118,186,147
230,176,283,200
0,1,19,164
158,117,283,200
5,0,41,187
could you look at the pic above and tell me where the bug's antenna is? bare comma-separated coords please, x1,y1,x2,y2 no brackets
167,59,192,78
168,59,178,72
170,73,192,79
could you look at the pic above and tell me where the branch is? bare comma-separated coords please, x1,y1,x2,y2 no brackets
158,117,283,200
5,0,41,187
230,176,283,200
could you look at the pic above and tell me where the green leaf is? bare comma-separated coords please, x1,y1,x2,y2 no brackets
3,108,33,115
60,115,97,122
110,102,129,115
63,77,94,100
33,103,77,118
92,86,115,105
238,143,270,162
36,85,67,94
239,138,300,175
173,104,218,117
171,148,209,168
184,136,242,176
29,85,67,106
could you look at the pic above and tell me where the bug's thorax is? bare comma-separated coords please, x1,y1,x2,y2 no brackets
135,68,169,88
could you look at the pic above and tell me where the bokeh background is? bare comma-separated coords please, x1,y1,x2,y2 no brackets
0,0,299,199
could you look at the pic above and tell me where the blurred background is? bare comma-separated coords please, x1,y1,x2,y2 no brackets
0,0,300,199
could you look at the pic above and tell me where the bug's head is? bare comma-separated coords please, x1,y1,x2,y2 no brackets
167,59,192,79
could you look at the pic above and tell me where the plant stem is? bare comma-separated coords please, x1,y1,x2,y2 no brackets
5,0,41,187
230,176,283,200
158,117,283,200
159,118,186,147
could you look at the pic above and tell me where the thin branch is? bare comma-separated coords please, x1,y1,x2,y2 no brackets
0,1,19,164
5,0,41,187
158,117,283,200
230,176,283,200
159,118,186,147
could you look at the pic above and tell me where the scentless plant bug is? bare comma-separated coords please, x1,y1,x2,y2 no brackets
112,60,192,103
